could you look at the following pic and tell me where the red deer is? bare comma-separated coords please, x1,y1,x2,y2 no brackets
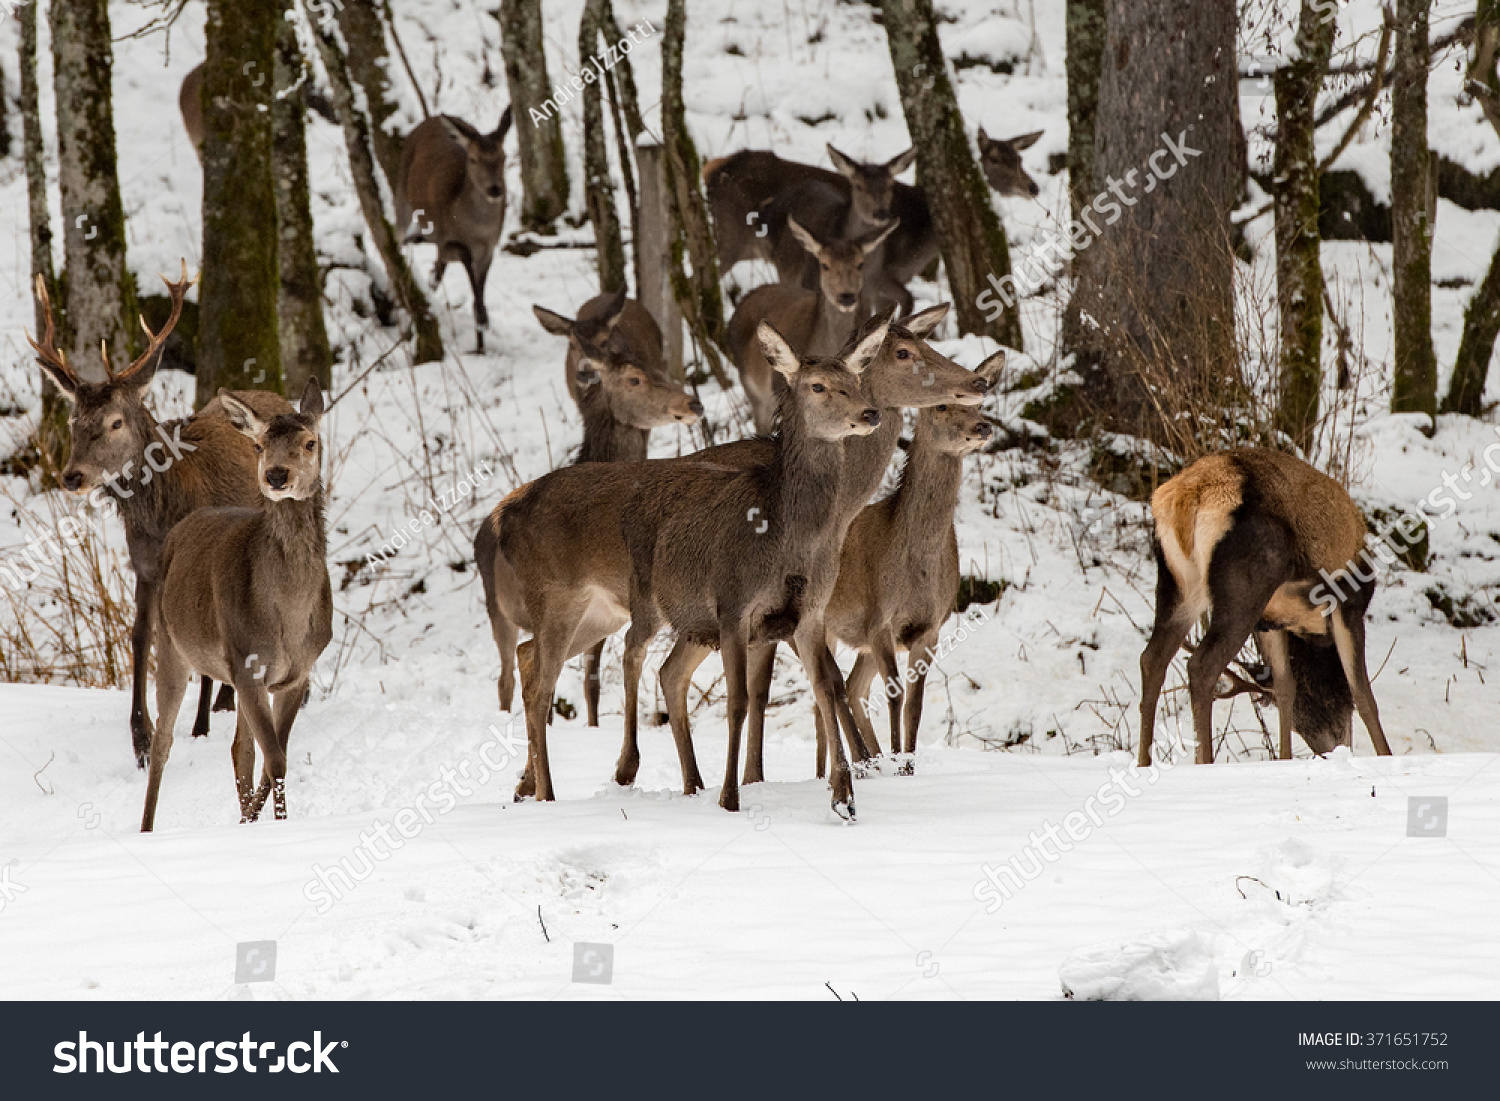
179,63,204,157
705,134,1041,315
609,308,991,797
141,380,333,832
396,108,513,353
28,264,294,767
474,318,701,726
1137,449,1393,767
728,216,899,433
825,358,1004,773
532,291,665,407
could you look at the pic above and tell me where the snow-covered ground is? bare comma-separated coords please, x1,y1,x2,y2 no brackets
0,0,1498,999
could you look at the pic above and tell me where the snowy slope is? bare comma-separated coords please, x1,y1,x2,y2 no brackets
0,0,1497,1000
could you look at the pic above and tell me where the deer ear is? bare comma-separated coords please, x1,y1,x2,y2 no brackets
756,322,800,381
598,289,629,329
492,105,513,142
901,303,949,338
976,126,992,150
886,147,917,176
533,305,575,337
35,360,78,401
975,349,1006,387
787,217,821,257
217,390,264,439
1010,130,1044,151
299,377,325,418
846,320,890,375
859,218,900,256
826,144,858,178
441,115,481,147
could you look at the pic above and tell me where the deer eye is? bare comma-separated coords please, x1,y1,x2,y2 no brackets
896,349,912,360
305,440,316,451
936,405,948,412
253,444,263,454
811,383,826,393
110,418,124,430
628,376,642,386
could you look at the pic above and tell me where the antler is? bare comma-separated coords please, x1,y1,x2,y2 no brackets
114,260,194,385
26,273,76,388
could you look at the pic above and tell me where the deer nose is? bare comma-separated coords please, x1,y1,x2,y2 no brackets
837,293,858,309
975,422,993,439
874,208,890,221
967,376,990,394
265,467,289,490
62,470,84,492
687,399,704,417
860,409,881,427
487,185,503,199
1028,180,1040,197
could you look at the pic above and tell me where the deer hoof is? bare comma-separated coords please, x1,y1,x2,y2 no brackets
832,797,856,823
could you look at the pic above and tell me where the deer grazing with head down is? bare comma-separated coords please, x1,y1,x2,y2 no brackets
1137,448,1393,767
729,216,899,434
29,264,295,767
474,301,701,726
141,380,333,832
824,357,1004,773
396,108,514,353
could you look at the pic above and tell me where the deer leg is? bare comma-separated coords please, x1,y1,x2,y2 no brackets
467,248,492,354
614,621,655,787
845,652,881,764
902,630,941,764
813,642,874,763
742,642,776,785
1138,546,1192,767
519,623,573,803
1330,607,1392,756
233,673,282,822
1187,520,1292,764
584,640,604,727
515,639,538,797
140,636,188,833
129,581,156,769
1256,629,1297,760
495,613,518,713
870,638,904,757
796,620,855,819
719,629,751,812
659,636,711,796
231,711,256,822
190,676,214,739
266,680,306,821
212,683,235,712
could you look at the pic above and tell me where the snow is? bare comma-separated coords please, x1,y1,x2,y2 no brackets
0,0,1498,1000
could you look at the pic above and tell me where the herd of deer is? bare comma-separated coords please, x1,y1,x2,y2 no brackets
20,81,1393,832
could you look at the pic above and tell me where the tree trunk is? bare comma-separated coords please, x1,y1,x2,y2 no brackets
636,142,684,378
1069,0,1241,443
1441,0,1500,416
51,0,134,384
0,59,9,161
198,0,282,402
499,0,568,233
274,0,333,394
307,2,443,364
881,0,1020,347
1272,0,1335,448
20,0,65,465
579,0,627,294
605,2,647,294
1066,0,1106,225
1390,0,1436,415
661,0,729,385
335,0,404,189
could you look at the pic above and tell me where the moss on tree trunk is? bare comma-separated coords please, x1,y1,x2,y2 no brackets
1390,0,1437,416
198,0,283,402
880,0,1021,347
51,0,134,383
335,0,404,189
500,0,569,233
579,0,627,294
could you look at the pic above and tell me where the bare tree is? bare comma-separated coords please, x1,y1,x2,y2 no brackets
1443,0,1500,415
306,1,443,364
198,0,282,401
661,0,729,385
1391,0,1436,415
274,0,333,393
51,0,134,384
1273,0,1336,447
499,0,569,232
579,0,627,293
335,0,405,188
880,0,1021,346
1066,0,1106,224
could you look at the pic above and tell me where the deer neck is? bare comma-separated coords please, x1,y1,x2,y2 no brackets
807,293,859,358
767,401,846,548
259,486,327,568
890,440,964,551
577,387,649,464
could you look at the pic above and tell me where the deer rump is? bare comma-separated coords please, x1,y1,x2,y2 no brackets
1152,450,1368,750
